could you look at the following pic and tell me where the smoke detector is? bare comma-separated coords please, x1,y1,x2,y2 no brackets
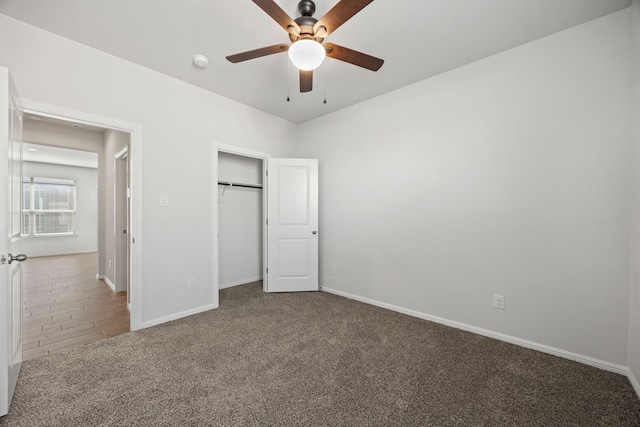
193,54,209,68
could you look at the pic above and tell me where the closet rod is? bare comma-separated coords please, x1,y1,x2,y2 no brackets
217,181,263,189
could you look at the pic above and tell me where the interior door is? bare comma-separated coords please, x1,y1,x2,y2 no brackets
266,158,318,292
0,67,25,417
115,151,129,294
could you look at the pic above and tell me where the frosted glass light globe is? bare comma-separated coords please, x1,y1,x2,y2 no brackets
288,39,326,71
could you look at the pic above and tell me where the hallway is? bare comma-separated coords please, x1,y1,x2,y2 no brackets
22,253,129,360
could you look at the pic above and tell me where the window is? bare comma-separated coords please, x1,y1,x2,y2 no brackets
22,177,76,236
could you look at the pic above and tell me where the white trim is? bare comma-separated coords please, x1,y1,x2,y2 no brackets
22,100,137,133
113,147,128,294
628,367,640,399
219,276,263,290
141,304,217,329
97,274,116,292
320,286,628,376
213,144,271,301
22,99,143,331
28,249,97,257
211,149,220,309
22,233,79,238
216,144,270,160
114,147,128,160
23,159,97,170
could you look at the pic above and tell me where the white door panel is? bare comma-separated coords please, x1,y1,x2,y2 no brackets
278,166,309,224
267,158,318,293
0,66,24,417
278,239,309,276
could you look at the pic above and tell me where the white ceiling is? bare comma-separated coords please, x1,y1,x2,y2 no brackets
0,0,632,123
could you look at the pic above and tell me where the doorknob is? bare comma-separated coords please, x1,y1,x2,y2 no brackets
312,230,317,235
8,253,27,264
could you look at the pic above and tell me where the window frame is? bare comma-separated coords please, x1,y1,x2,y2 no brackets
22,176,78,237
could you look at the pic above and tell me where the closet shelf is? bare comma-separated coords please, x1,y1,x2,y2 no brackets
217,181,262,189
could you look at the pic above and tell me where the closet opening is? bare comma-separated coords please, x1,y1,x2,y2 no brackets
216,150,267,293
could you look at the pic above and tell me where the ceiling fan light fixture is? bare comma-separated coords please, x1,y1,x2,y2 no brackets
288,39,325,71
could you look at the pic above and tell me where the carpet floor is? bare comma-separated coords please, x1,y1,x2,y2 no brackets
1,282,639,426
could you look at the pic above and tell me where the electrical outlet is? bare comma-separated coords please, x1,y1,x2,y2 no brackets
108,259,112,268
331,265,337,274
188,278,196,290
493,294,505,310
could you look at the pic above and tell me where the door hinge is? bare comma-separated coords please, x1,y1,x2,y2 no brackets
266,170,268,177
266,267,268,274
266,219,268,225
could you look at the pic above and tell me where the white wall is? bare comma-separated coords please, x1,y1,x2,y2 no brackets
0,14,298,325
297,10,631,367
21,161,98,257
628,0,640,394
23,119,104,150
218,152,263,288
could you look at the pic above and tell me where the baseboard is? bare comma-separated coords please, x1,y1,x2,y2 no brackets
141,303,218,329
320,286,628,376
628,367,640,399
27,250,97,258
219,276,263,290
96,274,116,292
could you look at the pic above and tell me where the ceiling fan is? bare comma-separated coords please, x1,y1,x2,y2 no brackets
226,0,384,93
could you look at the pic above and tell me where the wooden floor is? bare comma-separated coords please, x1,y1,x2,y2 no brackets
22,253,130,361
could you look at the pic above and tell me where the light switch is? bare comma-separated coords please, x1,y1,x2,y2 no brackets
160,194,169,207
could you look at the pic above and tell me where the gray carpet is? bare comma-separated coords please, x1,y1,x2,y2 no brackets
1,282,639,426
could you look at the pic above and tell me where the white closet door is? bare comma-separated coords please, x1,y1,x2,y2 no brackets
266,158,318,292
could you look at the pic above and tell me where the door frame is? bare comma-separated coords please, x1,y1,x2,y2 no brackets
114,147,129,295
22,100,143,331
213,144,270,298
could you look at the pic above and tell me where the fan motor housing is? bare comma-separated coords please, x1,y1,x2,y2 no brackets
292,0,319,42
294,15,317,29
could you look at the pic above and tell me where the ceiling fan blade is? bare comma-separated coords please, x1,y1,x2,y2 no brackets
314,0,374,37
324,43,383,71
252,0,300,36
300,70,313,92
226,44,289,63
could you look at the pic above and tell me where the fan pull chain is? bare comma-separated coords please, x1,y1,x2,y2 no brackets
323,62,327,104
286,59,291,102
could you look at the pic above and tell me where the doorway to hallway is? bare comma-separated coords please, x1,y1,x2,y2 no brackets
22,253,129,360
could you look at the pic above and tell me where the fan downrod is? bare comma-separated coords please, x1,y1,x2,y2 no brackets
298,0,316,17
